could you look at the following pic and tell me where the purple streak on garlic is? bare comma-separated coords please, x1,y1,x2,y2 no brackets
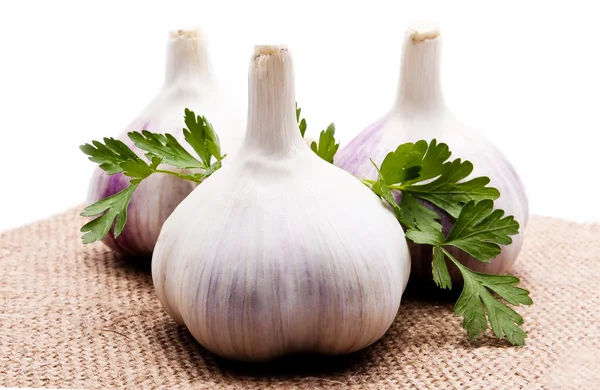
85,28,244,257
152,45,411,361
335,21,529,282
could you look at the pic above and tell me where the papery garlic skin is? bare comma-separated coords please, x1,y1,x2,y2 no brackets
86,29,243,256
152,46,411,361
335,22,528,282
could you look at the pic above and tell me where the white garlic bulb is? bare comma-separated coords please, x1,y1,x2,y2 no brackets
86,29,243,256
335,22,528,282
152,45,411,361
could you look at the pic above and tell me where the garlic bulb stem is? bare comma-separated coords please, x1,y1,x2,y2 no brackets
242,46,303,155
394,23,445,115
164,29,213,87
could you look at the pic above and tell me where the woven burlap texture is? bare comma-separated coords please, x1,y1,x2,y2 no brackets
1,208,599,389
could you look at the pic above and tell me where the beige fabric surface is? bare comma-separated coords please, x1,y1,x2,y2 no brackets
0,208,599,389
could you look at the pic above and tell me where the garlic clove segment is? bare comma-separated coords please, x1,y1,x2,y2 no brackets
86,28,244,257
152,45,411,362
335,22,528,282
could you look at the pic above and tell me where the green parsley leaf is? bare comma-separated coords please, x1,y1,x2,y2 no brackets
452,263,488,340
119,159,155,180
183,108,222,167
379,142,423,184
80,137,159,180
406,139,451,183
405,224,444,246
127,130,205,170
479,274,533,306
445,200,520,261
379,140,448,184
402,160,500,218
310,123,339,163
407,203,530,344
296,102,307,138
80,183,139,244
80,138,144,175
399,193,442,231
376,139,499,219
432,247,452,289
446,249,532,345
404,224,450,289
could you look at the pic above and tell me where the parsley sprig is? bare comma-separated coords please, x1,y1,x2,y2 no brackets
296,104,339,163
79,109,223,244
367,140,500,228
368,140,532,345
295,103,307,138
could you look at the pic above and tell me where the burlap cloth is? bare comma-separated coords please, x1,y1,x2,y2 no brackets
1,208,599,389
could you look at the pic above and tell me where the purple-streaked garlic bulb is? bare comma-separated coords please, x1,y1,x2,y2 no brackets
335,22,528,282
152,45,410,361
86,29,243,256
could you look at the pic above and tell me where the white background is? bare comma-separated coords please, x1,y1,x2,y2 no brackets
0,0,599,232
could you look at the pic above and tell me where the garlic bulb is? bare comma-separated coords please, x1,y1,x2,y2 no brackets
86,29,243,256
335,21,528,282
152,45,411,361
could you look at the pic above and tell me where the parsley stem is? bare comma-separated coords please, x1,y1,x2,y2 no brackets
361,178,376,186
387,184,406,190
154,169,188,178
154,169,202,183
440,247,462,269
